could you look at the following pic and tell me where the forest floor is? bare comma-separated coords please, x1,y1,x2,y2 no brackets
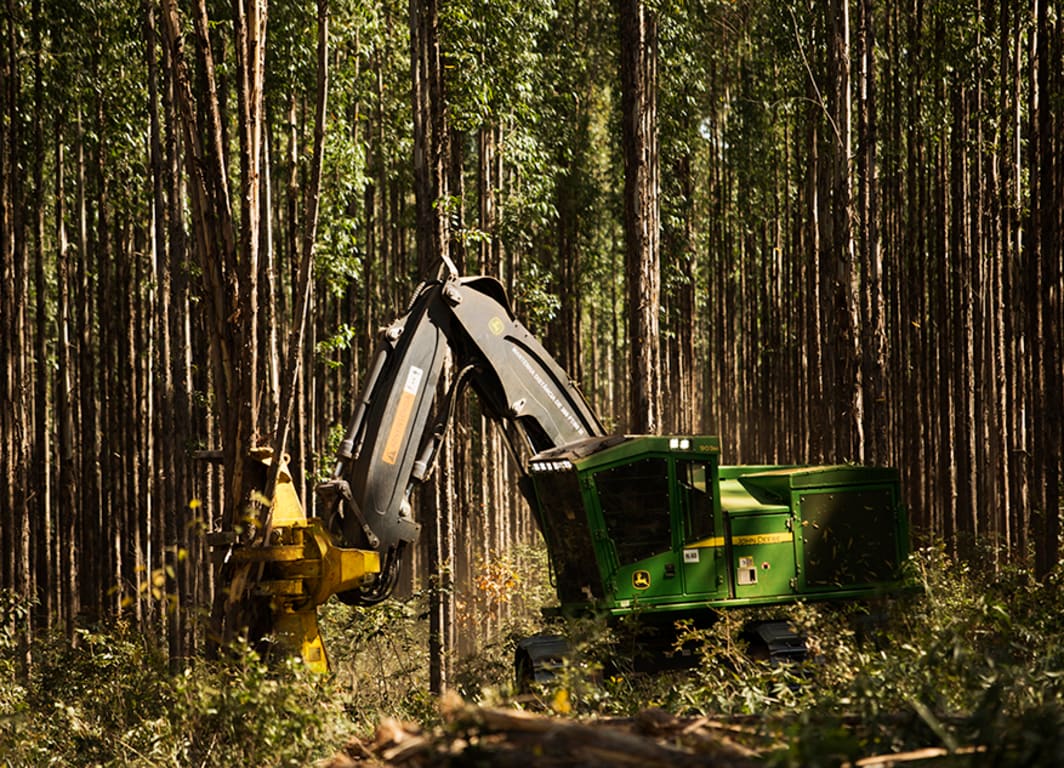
327,695,767,767
323,693,975,768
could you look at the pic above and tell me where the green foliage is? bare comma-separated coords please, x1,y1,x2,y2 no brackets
316,323,360,368
170,642,353,767
442,0,556,130
7,549,1064,764
521,547,1064,764
512,259,561,331
0,590,32,654
0,591,32,716
727,547,1064,765
2,625,169,765
0,625,354,767
317,596,437,729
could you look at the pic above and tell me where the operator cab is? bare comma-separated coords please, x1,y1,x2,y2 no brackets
528,435,725,615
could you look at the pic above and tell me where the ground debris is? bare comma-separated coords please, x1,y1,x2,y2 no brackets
323,694,772,767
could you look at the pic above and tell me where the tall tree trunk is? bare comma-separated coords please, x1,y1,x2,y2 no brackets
410,0,454,693
31,0,52,635
856,0,888,465
264,0,328,502
74,104,102,625
55,139,79,639
618,0,661,434
477,125,495,274
410,0,451,278
820,0,859,461
1032,0,1062,576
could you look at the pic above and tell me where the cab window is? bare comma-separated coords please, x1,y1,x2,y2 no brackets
594,458,670,565
678,461,715,543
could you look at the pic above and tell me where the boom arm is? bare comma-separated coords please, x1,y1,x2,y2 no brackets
317,275,605,603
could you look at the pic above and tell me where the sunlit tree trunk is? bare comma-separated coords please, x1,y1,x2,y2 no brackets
618,0,661,434
410,0,455,693
856,0,888,465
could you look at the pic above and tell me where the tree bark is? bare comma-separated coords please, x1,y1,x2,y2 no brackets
618,0,662,435
410,0,451,278
409,0,455,692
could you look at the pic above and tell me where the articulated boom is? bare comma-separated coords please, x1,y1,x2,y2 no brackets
316,275,605,604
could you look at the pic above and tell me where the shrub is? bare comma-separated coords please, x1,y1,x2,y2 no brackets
0,624,354,766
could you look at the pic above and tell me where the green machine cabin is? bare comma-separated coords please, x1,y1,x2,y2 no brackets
528,434,909,618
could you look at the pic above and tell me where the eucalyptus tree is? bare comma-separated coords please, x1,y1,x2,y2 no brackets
518,0,606,377
0,0,30,657
656,2,699,436
1029,0,1063,576
618,0,662,434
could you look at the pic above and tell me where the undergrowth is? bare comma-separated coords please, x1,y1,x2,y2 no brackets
0,617,355,766
2,545,1064,766
521,545,1064,766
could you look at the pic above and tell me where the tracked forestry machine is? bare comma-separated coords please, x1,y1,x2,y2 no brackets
213,274,910,675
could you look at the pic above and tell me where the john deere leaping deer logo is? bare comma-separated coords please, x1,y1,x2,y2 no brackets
632,570,651,590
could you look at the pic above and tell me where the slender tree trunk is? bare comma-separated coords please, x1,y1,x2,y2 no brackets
410,0,454,693
819,0,859,461
265,0,328,502
857,0,888,465
73,105,101,626
0,0,13,615
55,136,79,638
477,125,495,274
31,0,52,634
618,0,661,434
1033,0,1062,576
410,0,451,278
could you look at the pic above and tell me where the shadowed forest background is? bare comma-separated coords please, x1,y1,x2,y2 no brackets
0,0,1062,684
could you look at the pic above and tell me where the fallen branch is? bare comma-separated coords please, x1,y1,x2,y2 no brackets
329,695,769,767
845,744,988,767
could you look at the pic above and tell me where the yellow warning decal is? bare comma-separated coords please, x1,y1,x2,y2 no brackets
382,366,424,465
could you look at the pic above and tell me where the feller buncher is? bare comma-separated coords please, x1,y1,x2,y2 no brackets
212,274,909,676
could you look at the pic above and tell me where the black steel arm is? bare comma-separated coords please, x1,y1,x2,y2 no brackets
317,275,605,604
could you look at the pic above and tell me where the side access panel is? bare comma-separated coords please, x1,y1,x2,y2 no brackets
797,485,901,591
738,466,906,596
728,512,798,600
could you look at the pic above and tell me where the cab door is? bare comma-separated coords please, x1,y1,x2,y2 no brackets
676,460,726,598
591,457,684,605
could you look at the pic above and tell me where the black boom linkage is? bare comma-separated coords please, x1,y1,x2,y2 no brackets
316,275,605,604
